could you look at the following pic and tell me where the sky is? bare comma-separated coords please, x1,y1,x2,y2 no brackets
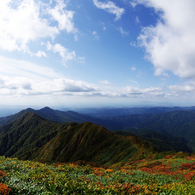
1,0,195,108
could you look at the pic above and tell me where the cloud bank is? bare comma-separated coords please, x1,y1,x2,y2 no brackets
0,0,76,56
0,55,164,99
135,0,195,78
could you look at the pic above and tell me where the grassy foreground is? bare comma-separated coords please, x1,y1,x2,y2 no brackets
1,153,195,195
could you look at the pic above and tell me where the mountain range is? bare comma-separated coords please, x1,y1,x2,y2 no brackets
0,107,123,131
0,106,195,165
108,110,195,151
72,106,195,118
0,112,156,166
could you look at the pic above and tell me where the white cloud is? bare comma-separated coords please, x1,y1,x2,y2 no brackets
0,76,164,98
0,55,98,96
135,0,195,79
130,2,137,8
47,41,53,51
93,0,125,20
53,44,76,63
74,35,78,41
0,76,33,95
0,55,60,81
118,27,129,36
130,41,137,47
93,31,99,40
36,78,98,94
77,57,85,64
35,51,47,57
88,85,163,98
47,42,76,66
0,56,165,99
0,0,59,52
168,81,195,92
0,76,100,96
0,76,165,100
76,85,164,98
0,0,76,55
165,81,195,100
99,80,112,86
131,67,136,71
121,86,162,96
0,55,97,96
48,0,77,33
135,16,140,23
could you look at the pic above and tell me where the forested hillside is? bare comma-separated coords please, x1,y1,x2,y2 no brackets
0,112,156,166
108,110,195,151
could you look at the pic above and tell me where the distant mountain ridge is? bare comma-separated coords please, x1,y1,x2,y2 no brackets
114,129,192,153
107,110,195,137
108,110,195,151
74,106,195,118
0,106,123,131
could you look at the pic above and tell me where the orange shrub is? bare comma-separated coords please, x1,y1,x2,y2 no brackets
184,171,195,181
0,183,11,195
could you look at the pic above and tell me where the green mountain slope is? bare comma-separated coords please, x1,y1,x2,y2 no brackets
108,110,195,137
108,110,195,151
114,129,192,153
0,112,156,166
32,122,156,166
0,112,77,158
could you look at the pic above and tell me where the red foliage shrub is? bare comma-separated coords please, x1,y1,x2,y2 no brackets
184,172,195,181
146,161,162,168
180,163,193,170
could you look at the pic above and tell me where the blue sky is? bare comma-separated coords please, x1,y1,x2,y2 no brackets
0,0,195,108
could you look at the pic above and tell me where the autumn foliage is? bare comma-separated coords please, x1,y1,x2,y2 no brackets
0,153,195,194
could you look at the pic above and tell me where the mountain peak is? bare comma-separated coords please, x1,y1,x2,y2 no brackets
38,107,55,115
25,108,35,112
40,106,53,111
